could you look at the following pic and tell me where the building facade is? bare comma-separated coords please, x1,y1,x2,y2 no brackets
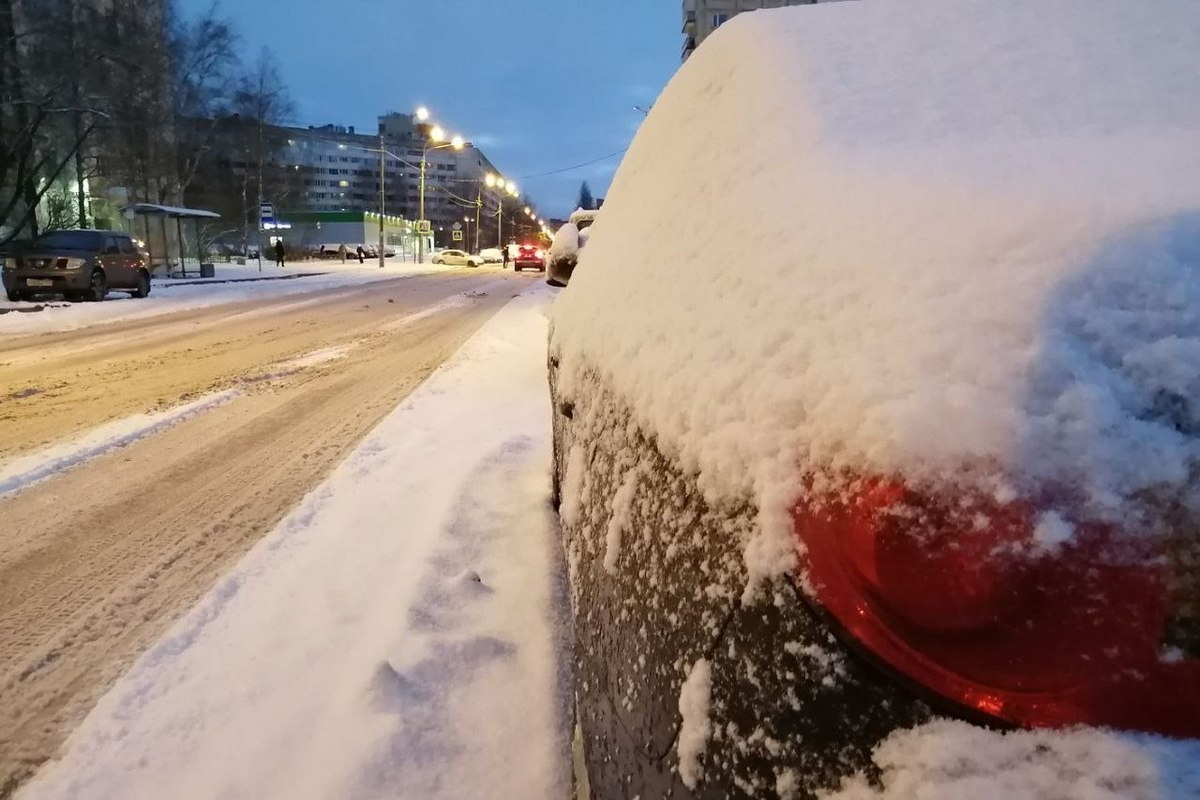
276,113,517,249
682,0,832,60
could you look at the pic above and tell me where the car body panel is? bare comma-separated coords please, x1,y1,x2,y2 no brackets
550,359,933,798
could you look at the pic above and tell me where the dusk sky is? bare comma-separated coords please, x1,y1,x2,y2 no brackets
179,0,681,218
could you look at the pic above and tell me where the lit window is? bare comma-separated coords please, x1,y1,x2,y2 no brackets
338,180,350,188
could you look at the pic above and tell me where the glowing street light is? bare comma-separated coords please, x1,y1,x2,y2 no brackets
484,173,497,188
415,108,470,262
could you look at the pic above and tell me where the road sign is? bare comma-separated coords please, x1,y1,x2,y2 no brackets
452,230,463,241
259,202,275,226
451,221,462,231
416,220,432,234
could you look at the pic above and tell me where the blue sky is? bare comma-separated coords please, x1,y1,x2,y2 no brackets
179,0,681,218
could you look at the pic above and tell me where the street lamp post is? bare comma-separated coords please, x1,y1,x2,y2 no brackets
417,121,464,264
378,133,386,268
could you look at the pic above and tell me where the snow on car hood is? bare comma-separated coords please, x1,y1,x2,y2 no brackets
549,0,1200,589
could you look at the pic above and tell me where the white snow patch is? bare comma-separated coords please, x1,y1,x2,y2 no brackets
677,658,713,790
561,444,586,528
274,344,354,370
822,719,1200,800
379,278,513,333
17,283,567,800
1032,510,1075,552
604,466,640,574
0,389,238,498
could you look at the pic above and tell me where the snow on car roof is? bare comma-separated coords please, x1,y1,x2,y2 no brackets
550,0,1200,591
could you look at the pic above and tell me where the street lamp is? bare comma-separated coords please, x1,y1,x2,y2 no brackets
416,106,430,122
416,109,465,263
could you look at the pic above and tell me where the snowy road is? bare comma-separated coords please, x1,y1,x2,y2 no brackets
0,268,537,796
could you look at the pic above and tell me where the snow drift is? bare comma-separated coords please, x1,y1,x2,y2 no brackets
550,0,1200,583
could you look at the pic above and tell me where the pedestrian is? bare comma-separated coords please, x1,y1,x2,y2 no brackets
502,245,510,269
338,242,348,263
274,239,286,268
356,245,365,264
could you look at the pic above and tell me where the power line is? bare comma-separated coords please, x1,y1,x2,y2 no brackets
516,148,628,179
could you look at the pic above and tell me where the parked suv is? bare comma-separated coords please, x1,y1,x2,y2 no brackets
2,230,151,302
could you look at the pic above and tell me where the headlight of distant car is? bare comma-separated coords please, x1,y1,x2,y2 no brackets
535,249,545,259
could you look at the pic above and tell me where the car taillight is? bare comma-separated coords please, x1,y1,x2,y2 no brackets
793,476,1199,736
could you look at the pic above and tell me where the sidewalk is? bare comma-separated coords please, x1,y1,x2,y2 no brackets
17,282,570,800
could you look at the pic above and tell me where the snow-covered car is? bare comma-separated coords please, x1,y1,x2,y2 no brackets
547,222,581,288
549,2,1200,798
479,248,504,263
431,249,483,268
512,244,545,273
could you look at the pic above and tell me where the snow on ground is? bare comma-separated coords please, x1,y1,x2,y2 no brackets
0,259,451,335
550,0,1200,588
0,389,239,498
17,283,569,800
822,719,1200,800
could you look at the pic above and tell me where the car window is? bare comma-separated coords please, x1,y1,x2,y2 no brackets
118,237,136,255
104,237,121,255
30,231,104,251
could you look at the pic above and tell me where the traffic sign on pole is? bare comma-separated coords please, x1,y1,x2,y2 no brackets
452,230,463,242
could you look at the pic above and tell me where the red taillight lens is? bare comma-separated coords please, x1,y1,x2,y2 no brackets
795,477,1199,736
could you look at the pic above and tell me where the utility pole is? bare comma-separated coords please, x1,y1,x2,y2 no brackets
418,150,428,264
497,197,503,249
378,133,386,268
474,185,482,252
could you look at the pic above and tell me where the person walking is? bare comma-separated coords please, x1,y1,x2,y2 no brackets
356,245,365,264
502,245,510,269
338,242,348,263
274,239,286,268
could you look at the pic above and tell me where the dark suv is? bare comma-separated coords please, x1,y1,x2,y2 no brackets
2,230,151,302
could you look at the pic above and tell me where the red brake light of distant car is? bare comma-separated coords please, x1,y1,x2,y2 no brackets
793,477,1198,737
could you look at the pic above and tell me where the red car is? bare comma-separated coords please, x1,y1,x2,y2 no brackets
512,244,545,272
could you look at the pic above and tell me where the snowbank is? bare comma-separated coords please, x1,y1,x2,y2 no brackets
550,0,1200,584
18,284,569,800
0,260,447,335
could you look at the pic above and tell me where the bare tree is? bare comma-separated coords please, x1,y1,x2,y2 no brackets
0,0,107,244
171,0,239,196
231,48,294,252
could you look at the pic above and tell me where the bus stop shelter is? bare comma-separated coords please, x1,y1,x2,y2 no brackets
121,203,220,278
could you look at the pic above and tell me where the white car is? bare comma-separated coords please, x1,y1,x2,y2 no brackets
430,249,483,268
479,248,504,264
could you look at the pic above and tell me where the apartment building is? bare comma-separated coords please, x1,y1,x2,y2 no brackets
282,113,507,241
682,0,827,60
